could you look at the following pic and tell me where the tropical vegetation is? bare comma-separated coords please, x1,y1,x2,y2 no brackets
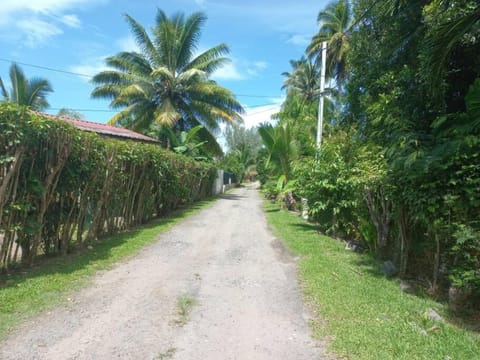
0,103,217,269
221,124,262,183
259,0,480,312
307,0,352,87
0,63,53,111
91,9,244,155
266,201,480,359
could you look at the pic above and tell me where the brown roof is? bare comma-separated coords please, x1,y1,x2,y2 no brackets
38,112,160,144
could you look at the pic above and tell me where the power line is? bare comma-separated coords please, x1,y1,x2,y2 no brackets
0,58,92,78
243,106,280,116
48,103,280,114
0,57,283,98
244,103,281,109
49,107,116,113
235,94,277,98
0,57,282,116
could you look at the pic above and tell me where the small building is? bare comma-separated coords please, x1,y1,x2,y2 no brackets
39,113,160,144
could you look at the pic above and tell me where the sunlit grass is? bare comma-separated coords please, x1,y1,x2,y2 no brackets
0,198,218,338
264,201,480,360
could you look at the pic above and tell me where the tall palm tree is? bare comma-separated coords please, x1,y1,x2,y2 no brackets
307,0,353,88
91,10,243,153
258,123,297,183
0,63,53,111
422,3,480,97
281,57,319,101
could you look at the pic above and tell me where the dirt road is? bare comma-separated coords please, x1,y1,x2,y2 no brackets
0,184,326,359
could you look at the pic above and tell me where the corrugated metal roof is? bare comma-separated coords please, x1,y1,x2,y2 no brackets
37,113,160,144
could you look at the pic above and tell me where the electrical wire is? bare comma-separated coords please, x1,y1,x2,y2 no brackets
0,57,92,78
0,57,282,117
0,57,283,98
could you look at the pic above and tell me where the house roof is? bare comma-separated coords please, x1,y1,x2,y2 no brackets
38,113,160,144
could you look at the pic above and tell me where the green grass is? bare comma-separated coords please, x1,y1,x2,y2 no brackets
0,198,218,339
174,295,197,326
156,347,177,359
264,202,480,360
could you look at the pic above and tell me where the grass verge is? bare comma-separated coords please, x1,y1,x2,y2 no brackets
264,201,480,360
0,197,218,339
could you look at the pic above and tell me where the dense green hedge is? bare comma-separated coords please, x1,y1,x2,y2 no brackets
0,103,217,268
293,129,480,307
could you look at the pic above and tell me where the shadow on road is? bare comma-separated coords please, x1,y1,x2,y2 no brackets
219,194,246,201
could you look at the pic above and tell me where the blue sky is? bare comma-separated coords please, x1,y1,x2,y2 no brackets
0,0,328,128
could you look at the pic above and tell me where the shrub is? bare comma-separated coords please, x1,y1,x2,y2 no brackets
0,103,217,268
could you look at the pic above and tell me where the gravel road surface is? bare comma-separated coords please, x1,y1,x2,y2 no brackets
0,184,327,359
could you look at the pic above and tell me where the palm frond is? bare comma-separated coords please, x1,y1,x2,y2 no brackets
105,52,152,77
175,68,207,83
27,77,53,110
187,43,230,75
107,104,138,125
151,66,175,81
0,77,9,101
175,12,207,70
424,9,480,96
123,14,160,66
155,97,181,127
9,63,27,104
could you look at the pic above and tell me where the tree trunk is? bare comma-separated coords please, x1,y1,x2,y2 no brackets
364,185,391,259
432,233,440,292
398,207,410,277
0,147,24,223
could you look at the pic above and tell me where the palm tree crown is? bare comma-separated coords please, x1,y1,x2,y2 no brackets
281,57,319,101
0,63,53,111
307,0,353,87
91,9,244,143
258,123,298,183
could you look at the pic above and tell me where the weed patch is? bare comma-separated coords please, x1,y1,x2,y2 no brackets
174,295,197,326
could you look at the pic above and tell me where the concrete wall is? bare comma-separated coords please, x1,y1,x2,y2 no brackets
212,169,237,195
212,169,224,195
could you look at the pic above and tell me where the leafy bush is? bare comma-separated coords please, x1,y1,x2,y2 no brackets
0,103,217,269
294,131,368,239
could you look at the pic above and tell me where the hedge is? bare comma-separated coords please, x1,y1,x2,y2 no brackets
0,103,217,269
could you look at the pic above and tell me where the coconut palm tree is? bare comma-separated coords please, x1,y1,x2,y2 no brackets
91,10,243,153
0,63,53,111
282,57,319,101
258,123,297,183
307,0,353,88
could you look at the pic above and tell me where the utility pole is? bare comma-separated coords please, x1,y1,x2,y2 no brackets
316,41,327,150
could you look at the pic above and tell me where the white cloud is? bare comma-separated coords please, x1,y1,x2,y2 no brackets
69,57,109,81
213,59,268,81
59,14,81,28
0,0,106,45
0,0,104,19
116,35,141,53
241,103,282,129
287,34,312,47
17,18,63,47
246,61,268,77
253,61,268,70
212,62,244,81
